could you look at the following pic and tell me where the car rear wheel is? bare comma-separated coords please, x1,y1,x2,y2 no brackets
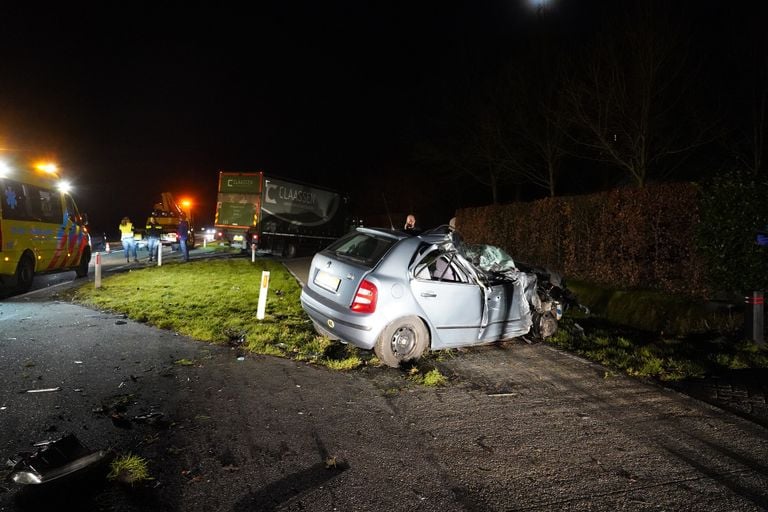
15,255,34,293
283,242,297,259
374,316,429,368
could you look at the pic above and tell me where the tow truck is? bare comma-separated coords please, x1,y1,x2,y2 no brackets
134,193,195,250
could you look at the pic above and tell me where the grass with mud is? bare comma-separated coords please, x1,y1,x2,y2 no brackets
69,258,364,370
547,316,768,381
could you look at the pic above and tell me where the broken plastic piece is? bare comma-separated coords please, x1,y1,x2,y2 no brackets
25,387,61,394
133,412,164,425
9,434,110,485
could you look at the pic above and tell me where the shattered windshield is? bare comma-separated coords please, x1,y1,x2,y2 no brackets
464,244,516,273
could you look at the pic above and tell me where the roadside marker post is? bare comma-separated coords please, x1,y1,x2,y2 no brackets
256,271,270,320
745,291,765,346
94,252,102,288
157,243,163,266
251,243,256,263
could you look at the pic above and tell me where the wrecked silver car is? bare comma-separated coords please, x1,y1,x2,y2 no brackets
300,226,571,367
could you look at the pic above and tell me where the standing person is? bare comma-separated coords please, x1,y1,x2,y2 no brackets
403,214,420,234
119,217,138,263
177,216,190,262
145,216,163,262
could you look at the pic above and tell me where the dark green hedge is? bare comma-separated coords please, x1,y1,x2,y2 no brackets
697,170,768,297
457,177,768,299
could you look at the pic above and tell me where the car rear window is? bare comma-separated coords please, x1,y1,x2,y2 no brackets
325,232,397,267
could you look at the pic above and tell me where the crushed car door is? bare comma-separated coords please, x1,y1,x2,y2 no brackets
410,247,484,349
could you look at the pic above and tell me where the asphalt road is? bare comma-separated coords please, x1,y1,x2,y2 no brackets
16,241,206,298
1,256,768,511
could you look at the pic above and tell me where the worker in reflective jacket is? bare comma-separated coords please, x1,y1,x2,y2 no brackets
145,216,163,262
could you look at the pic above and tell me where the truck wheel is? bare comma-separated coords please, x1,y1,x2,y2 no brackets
284,243,297,259
15,255,34,293
374,316,429,368
75,249,91,278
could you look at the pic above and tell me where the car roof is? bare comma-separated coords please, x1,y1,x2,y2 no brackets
355,226,452,244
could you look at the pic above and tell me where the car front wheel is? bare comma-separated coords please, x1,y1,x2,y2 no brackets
532,311,558,340
374,316,429,368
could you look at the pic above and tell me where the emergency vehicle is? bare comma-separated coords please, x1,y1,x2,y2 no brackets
0,159,91,292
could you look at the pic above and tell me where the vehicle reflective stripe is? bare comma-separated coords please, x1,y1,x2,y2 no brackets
74,233,88,265
64,228,82,266
46,215,71,270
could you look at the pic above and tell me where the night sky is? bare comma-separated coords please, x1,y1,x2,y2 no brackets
0,2,764,236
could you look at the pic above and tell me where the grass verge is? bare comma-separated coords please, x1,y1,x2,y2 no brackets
548,316,768,381
568,280,741,335
68,258,366,371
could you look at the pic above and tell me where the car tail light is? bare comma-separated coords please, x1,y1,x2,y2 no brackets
351,279,377,313
251,233,259,242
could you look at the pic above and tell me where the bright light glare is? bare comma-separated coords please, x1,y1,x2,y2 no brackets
0,161,10,178
36,162,58,174
56,180,72,193
181,199,192,208
527,0,551,9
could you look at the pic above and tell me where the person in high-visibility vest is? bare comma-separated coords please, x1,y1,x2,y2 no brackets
119,217,138,263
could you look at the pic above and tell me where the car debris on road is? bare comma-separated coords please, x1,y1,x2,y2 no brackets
6,434,111,486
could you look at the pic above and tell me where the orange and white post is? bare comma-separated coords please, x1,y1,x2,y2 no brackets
94,252,102,288
256,270,270,320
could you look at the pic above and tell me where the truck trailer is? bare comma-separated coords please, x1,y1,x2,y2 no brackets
214,171,347,257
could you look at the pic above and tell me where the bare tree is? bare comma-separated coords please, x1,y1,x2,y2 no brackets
731,33,768,176
414,88,522,205
564,2,711,187
495,55,572,197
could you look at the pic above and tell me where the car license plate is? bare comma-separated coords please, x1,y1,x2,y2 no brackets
315,270,341,292
233,235,244,242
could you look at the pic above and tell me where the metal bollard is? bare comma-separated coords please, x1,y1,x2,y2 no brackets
745,291,765,345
